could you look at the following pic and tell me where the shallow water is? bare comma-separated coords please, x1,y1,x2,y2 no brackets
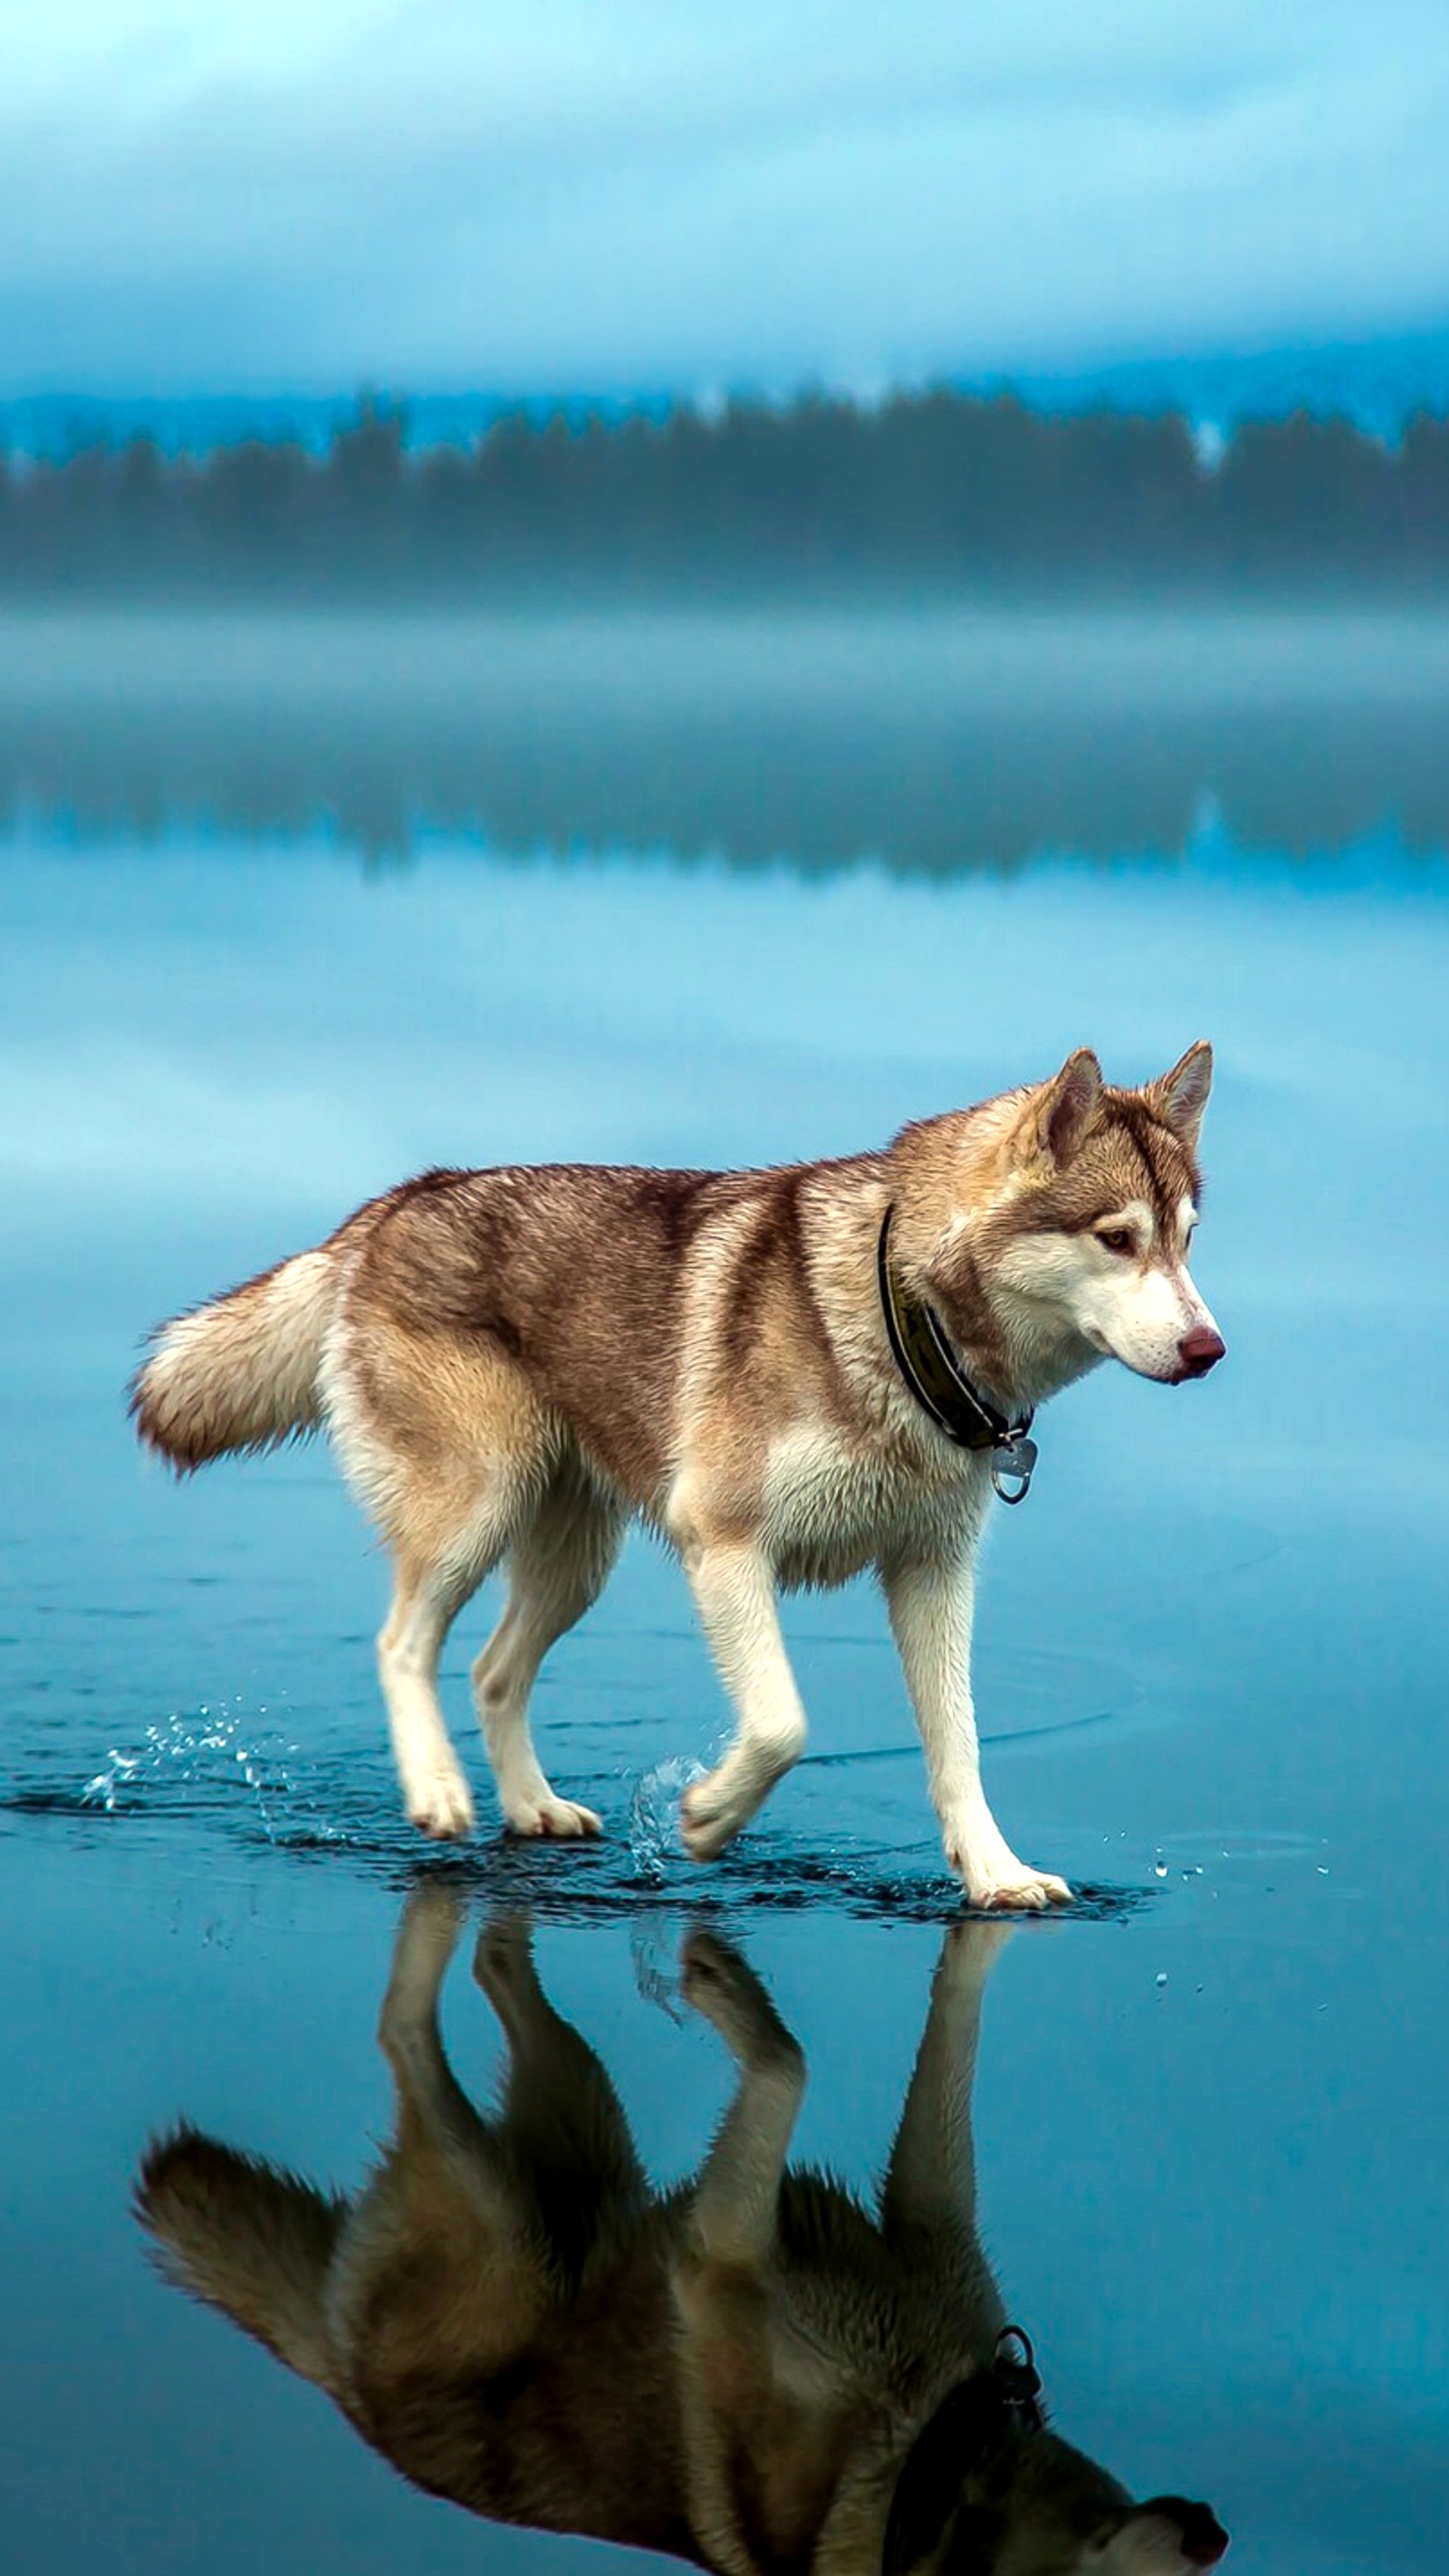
3,610,1448,2575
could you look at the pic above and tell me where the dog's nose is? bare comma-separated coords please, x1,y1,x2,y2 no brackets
1177,1326,1225,1377
1139,2497,1229,2566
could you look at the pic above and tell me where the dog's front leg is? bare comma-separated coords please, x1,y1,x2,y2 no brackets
680,1929,805,2258
879,1924,1013,2344
679,1541,808,1861
882,1547,1071,1910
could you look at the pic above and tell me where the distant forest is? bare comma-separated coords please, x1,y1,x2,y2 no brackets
4,389,1449,596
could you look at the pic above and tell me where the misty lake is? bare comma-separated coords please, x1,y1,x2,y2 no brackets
3,607,1447,2576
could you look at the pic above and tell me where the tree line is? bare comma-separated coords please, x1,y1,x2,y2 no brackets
3,389,1448,596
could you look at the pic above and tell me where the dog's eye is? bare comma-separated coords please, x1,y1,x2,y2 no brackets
1095,1227,1136,1256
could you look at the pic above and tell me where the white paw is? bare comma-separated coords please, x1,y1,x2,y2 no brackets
406,1769,476,1841
679,1770,753,1862
965,1864,1072,1913
945,1821,1071,1911
504,1793,602,1841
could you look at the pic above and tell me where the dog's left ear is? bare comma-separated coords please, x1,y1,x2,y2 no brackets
1032,1049,1103,1166
1151,1042,1214,1151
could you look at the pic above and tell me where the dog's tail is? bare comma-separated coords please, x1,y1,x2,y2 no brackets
136,2125,345,2389
130,1246,338,1471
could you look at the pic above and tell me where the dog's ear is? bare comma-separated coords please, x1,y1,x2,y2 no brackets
1030,1049,1103,1166
1150,1042,1213,1151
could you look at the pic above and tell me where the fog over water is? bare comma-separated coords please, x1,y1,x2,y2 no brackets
4,607,1447,870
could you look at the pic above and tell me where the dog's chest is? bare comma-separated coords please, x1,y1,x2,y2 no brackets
761,1420,981,1588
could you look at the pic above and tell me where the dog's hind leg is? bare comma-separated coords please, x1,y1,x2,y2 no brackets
878,1923,1011,2346
470,1466,624,1839
474,1913,649,2275
362,1889,561,2365
328,1320,547,1841
379,1540,502,1840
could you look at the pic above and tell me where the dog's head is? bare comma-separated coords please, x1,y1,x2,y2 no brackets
882,2391,1227,2576
933,1044,1223,1396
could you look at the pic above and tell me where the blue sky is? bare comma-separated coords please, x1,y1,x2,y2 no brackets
3,2,1448,393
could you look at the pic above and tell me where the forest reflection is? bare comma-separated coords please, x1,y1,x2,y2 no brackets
3,609,1444,874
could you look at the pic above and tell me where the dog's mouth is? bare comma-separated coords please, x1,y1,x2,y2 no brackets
1089,1335,1226,1385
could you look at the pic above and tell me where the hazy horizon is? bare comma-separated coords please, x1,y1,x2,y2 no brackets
6,324,1449,453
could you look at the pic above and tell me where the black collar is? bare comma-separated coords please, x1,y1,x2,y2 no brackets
877,1207,1038,1504
881,2330,1045,2576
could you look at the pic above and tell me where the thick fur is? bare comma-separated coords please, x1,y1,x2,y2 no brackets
131,1046,1223,1906
139,2130,344,2387
131,1249,336,1468
135,1896,1227,2575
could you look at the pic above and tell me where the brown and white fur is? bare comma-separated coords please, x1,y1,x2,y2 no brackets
130,1045,1223,1910
136,1894,1228,2575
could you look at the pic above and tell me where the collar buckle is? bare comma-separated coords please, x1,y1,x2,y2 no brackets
992,2326,1044,2432
991,1431,1038,1505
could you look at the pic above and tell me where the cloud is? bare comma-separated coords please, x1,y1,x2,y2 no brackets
0,1,1446,389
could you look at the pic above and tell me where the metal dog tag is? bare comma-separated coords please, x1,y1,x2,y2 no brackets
991,1433,1038,1504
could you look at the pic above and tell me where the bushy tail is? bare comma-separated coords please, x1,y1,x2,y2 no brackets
136,2125,346,2389
130,1247,337,1470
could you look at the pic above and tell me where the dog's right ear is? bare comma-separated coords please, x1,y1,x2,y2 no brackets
1150,1041,1214,1153
1026,1050,1103,1167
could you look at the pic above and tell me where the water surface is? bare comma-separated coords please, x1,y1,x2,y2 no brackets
2,610,1446,2574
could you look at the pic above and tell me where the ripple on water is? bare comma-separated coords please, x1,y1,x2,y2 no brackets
0,1705,1148,1926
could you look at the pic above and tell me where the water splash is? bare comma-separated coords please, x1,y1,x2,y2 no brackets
629,1914,689,2019
627,1754,706,1881
78,1698,331,1842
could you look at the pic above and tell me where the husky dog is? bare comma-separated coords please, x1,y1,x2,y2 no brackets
137,1896,1228,2575
131,1046,1222,1908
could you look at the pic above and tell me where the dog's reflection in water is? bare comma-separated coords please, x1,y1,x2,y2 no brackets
136,1898,1227,2575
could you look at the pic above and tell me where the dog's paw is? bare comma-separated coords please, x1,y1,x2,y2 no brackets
504,1793,602,1841
406,1768,476,1841
968,1865,1072,1913
678,1772,750,1861
682,1930,802,2073
680,1750,786,1860
379,1886,466,2053
944,1818,1071,1911
940,1919,1018,1981
472,1915,548,2033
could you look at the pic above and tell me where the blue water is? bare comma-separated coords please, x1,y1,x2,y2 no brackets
2,611,1447,2575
